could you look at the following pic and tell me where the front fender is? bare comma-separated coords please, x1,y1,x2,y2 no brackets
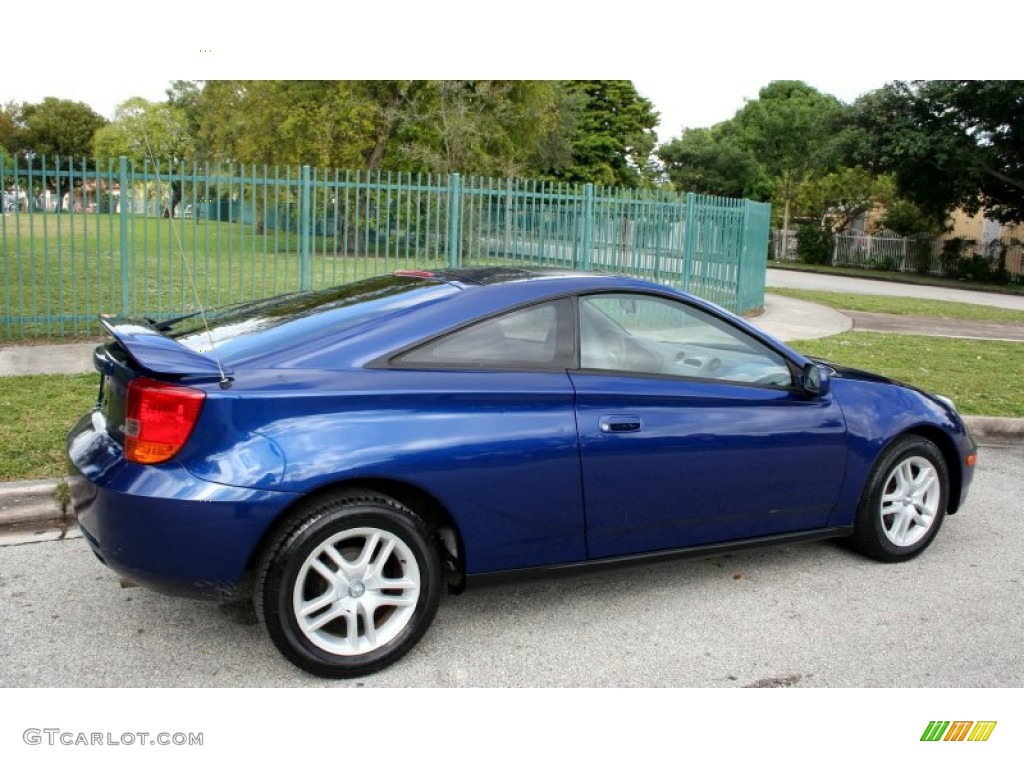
827,378,975,526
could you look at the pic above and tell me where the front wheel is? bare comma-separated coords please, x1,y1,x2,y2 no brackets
256,490,442,678
851,435,949,562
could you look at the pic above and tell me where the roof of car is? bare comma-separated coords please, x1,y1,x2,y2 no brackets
402,267,604,287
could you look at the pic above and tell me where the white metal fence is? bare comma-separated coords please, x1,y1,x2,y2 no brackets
770,229,797,261
831,230,939,273
771,229,1024,283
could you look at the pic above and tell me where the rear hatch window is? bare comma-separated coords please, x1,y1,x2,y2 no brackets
94,275,458,442
168,275,459,363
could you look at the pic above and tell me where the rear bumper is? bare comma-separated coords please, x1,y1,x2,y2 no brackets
67,411,300,599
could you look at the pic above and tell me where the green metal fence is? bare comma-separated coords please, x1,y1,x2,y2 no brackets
1,156,770,339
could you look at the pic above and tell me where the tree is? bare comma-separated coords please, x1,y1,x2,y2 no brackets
18,98,107,159
92,97,197,217
16,98,107,212
187,80,378,169
173,80,581,241
168,80,582,182
166,80,204,141
93,97,194,163
0,102,22,158
553,80,659,188
394,80,576,177
1,104,20,190
658,125,771,199
0,145,13,193
877,198,937,237
355,80,424,171
846,80,1024,225
793,167,897,232
732,81,846,243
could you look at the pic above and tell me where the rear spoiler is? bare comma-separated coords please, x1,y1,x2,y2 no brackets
98,315,233,378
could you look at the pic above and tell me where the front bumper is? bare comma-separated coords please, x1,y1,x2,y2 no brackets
67,411,300,599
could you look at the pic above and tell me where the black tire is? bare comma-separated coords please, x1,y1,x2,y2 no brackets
255,490,442,678
850,435,949,563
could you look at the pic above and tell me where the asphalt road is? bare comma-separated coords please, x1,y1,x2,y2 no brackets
1,444,1021,688
766,267,1024,311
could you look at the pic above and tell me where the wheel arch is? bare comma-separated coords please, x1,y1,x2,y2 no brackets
901,425,964,514
246,478,467,594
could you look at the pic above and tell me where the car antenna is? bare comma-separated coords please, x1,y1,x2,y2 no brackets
139,125,231,389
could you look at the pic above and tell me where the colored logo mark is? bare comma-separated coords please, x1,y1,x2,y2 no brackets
921,721,997,742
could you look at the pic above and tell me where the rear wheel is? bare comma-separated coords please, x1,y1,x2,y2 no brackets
851,435,949,562
256,490,442,678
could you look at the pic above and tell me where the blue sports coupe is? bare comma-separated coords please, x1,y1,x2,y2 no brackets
66,268,977,677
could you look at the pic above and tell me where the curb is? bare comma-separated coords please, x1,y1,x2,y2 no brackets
1,415,1019,530
964,415,1024,444
0,479,67,526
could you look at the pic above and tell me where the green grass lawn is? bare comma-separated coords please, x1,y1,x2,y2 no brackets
0,374,97,481
768,288,1024,323
1,213,456,339
791,333,1024,417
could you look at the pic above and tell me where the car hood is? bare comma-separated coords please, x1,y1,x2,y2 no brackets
810,356,959,414
810,357,898,386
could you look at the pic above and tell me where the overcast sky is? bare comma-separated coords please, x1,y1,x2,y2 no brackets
2,2,1013,145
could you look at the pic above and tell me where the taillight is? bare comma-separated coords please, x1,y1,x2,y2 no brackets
124,378,206,464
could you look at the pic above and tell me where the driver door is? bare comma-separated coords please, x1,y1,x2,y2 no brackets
571,293,849,560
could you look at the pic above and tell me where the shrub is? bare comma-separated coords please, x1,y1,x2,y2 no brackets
869,256,898,272
796,224,832,265
940,238,972,279
909,238,935,275
940,237,1012,284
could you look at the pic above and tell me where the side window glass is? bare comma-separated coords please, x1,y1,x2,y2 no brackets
579,294,793,387
396,300,570,369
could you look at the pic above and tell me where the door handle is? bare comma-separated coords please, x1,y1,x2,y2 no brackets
599,415,642,433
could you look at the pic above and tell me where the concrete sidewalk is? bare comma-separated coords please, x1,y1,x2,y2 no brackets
0,341,98,377
750,293,852,340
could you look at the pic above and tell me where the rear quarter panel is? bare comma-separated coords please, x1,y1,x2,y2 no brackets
178,369,587,574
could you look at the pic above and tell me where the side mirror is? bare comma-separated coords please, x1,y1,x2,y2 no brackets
801,362,830,397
